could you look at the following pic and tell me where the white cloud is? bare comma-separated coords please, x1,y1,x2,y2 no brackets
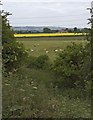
2,0,92,27
2,0,92,3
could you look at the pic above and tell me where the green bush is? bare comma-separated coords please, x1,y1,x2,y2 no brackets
53,43,90,89
27,55,51,69
27,56,37,68
2,11,28,73
35,55,49,69
3,41,28,73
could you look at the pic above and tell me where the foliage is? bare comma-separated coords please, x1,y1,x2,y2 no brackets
53,43,90,89
74,27,78,33
43,27,52,33
35,55,49,69
27,55,51,69
2,12,14,45
2,11,28,73
82,28,91,41
2,68,91,118
3,41,28,73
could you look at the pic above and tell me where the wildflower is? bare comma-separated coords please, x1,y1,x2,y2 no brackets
31,49,34,52
55,49,58,52
23,97,26,101
33,86,37,90
14,56,17,61
20,88,25,92
5,83,10,86
44,48,46,51
46,51,49,53
59,49,63,51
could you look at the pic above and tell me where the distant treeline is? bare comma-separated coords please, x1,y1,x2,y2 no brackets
14,27,90,34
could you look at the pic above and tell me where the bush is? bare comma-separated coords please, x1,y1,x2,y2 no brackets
3,41,28,73
2,11,28,73
53,43,90,89
27,55,51,69
35,55,49,69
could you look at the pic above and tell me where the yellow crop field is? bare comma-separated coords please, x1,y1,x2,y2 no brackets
14,33,86,38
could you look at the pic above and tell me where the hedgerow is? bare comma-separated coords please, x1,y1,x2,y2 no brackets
2,11,28,73
53,43,90,89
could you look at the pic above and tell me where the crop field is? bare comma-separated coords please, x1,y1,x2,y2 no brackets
16,36,87,60
14,32,86,38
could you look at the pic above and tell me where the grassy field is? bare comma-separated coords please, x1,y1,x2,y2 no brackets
16,36,87,60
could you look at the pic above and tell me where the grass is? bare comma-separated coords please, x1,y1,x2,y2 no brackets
3,67,91,118
16,36,87,60
3,36,91,118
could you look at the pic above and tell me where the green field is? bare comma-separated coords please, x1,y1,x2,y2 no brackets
17,36,87,60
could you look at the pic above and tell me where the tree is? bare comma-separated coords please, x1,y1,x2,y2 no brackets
43,27,51,33
74,27,78,33
65,28,68,32
2,11,28,73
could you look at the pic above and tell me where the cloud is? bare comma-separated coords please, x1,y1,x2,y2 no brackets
2,0,91,27
2,0,91,3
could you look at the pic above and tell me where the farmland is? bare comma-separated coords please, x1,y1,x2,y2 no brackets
14,32,86,38
16,36,87,60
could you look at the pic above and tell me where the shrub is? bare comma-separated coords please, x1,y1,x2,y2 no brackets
3,41,28,73
53,43,90,89
2,11,28,73
35,55,49,69
27,55,51,69
27,56,37,68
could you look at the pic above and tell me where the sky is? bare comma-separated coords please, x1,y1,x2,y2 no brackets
1,0,93,28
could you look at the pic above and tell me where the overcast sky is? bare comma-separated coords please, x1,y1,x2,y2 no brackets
1,0,92,28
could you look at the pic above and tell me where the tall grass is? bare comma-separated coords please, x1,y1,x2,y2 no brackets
2,67,91,118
